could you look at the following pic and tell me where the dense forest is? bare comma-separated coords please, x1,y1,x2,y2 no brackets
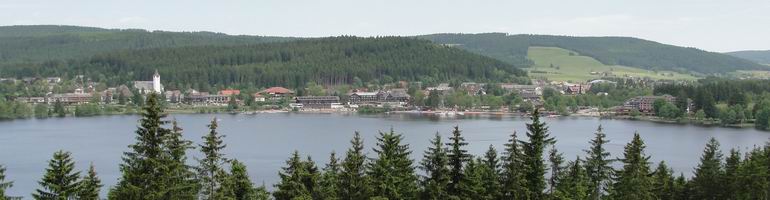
0,25,295,63
419,33,768,74
0,36,529,89
3,93,770,199
728,50,770,64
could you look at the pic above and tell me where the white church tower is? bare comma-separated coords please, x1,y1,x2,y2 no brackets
153,69,162,93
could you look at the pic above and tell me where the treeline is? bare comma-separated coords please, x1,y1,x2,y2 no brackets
420,33,768,74
4,93,770,199
0,25,294,63
654,78,770,129
0,36,528,90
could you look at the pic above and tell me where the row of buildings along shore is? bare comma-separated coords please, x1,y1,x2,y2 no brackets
6,71,690,114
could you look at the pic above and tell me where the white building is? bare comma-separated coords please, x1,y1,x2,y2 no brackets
133,70,164,94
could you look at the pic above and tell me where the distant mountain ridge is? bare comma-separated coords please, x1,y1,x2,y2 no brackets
419,33,768,74
0,25,297,62
727,50,770,64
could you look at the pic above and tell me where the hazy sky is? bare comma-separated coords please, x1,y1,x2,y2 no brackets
1,0,768,52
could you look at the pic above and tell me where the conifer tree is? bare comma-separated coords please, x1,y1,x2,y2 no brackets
554,157,589,200
446,126,470,197
301,156,320,199
228,159,257,200
367,129,418,199
672,174,689,200
723,148,741,199
254,184,270,200
690,137,724,200
519,109,554,200
163,120,199,199
584,125,612,200
481,145,502,200
419,133,450,200
0,165,12,199
110,92,173,199
457,158,486,200
53,100,66,117
77,164,102,200
610,133,653,199
547,145,565,196
735,148,769,199
197,118,231,200
273,151,312,200
33,150,81,200
501,131,528,200
318,152,341,200
651,161,675,200
340,132,368,200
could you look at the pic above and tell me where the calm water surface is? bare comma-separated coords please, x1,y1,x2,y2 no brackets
1,113,768,197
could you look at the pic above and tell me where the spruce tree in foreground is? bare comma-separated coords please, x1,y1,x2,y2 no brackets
273,151,312,200
480,145,502,200
554,157,589,200
547,145,565,196
735,148,769,199
110,93,173,199
165,120,199,199
457,158,485,200
610,133,653,199
367,129,418,199
340,132,369,200
519,109,554,200
229,159,257,200
690,137,724,200
446,126,470,198
77,164,102,200
651,161,675,200
723,148,741,199
318,152,341,200
0,165,14,199
420,133,450,200
584,125,612,200
198,118,231,200
501,131,528,200
33,150,81,200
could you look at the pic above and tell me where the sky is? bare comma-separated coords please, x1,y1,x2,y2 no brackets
1,0,768,52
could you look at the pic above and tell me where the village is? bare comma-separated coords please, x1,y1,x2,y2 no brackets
2,70,689,118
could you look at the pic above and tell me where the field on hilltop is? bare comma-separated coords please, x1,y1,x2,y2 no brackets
525,46,697,82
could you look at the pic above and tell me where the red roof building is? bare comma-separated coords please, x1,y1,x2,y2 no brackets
219,89,241,96
262,87,294,95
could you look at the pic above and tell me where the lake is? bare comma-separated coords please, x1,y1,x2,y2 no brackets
1,113,768,197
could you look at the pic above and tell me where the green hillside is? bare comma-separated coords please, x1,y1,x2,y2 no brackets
420,33,768,74
527,47,696,82
0,25,296,62
0,36,528,89
727,50,770,64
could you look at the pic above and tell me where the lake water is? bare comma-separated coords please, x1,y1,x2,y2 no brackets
1,113,769,198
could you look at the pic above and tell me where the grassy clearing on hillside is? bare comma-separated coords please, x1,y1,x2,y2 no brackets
728,70,770,79
525,46,697,82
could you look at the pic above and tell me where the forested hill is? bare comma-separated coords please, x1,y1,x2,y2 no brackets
419,33,768,74
0,36,528,89
727,50,770,64
0,25,296,62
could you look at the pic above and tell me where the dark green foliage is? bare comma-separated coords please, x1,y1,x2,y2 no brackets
33,150,81,200
584,125,612,200
318,152,341,200
366,129,418,199
340,132,369,200
651,162,676,200
690,138,724,199
420,133,451,200
457,158,486,200
723,149,741,199
198,118,231,200
554,157,589,200
33,104,49,118
756,108,770,130
501,131,528,200
480,145,502,200
610,133,653,200
228,160,257,200
165,120,199,199
77,164,102,200
1,36,527,89
547,146,565,197
0,165,12,199
727,50,770,64
53,100,66,117
446,126,470,197
735,148,769,199
519,109,555,199
421,33,767,73
272,152,318,200
109,93,182,199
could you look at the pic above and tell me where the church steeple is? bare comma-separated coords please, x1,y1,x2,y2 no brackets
152,69,161,93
